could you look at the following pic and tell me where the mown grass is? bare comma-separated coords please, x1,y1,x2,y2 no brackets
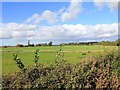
2,45,117,74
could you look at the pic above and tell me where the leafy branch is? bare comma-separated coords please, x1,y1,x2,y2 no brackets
34,50,39,66
13,53,26,72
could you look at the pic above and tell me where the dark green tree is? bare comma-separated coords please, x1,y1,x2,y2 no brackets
48,41,52,46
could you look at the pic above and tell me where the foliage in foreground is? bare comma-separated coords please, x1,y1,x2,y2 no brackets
2,47,120,89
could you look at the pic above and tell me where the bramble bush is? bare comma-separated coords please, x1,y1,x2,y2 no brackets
2,46,120,89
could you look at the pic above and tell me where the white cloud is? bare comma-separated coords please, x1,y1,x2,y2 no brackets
94,0,118,11
94,0,105,10
0,23,36,39
2,23,37,31
56,7,66,15
34,23,118,40
0,29,12,39
12,31,35,38
25,10,57,24
25,0,82,24
1,22,118,40
25,13,40,24
41,10,58,24
60,0,82,22
1,22,118,43
107,2,118,12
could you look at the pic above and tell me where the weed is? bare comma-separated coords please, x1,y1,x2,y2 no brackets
34,50,39,66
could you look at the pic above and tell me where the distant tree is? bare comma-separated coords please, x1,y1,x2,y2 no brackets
3,46,7,48
36,44,42,46
31,44,34,47
41,43,48,46
28,40,30,46
48,41,52,46
24,45,28,47
16,44,24,47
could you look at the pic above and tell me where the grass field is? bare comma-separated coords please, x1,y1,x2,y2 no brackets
1,45,117,74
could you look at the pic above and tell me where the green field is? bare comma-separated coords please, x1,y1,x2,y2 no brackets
1,45,117,74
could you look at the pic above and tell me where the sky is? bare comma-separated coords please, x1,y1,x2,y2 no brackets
1,0,119,46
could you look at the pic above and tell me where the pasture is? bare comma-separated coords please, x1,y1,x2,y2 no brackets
1,45,116,74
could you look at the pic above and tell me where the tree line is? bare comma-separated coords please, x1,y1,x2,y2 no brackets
2,39,120,48
16,41,53,47
61,40,120,46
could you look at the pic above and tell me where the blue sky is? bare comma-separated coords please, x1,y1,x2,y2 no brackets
2,2,117,24
1,1,118,46
2,2,69,23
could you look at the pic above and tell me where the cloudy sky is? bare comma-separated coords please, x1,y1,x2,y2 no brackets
1,0,119,46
